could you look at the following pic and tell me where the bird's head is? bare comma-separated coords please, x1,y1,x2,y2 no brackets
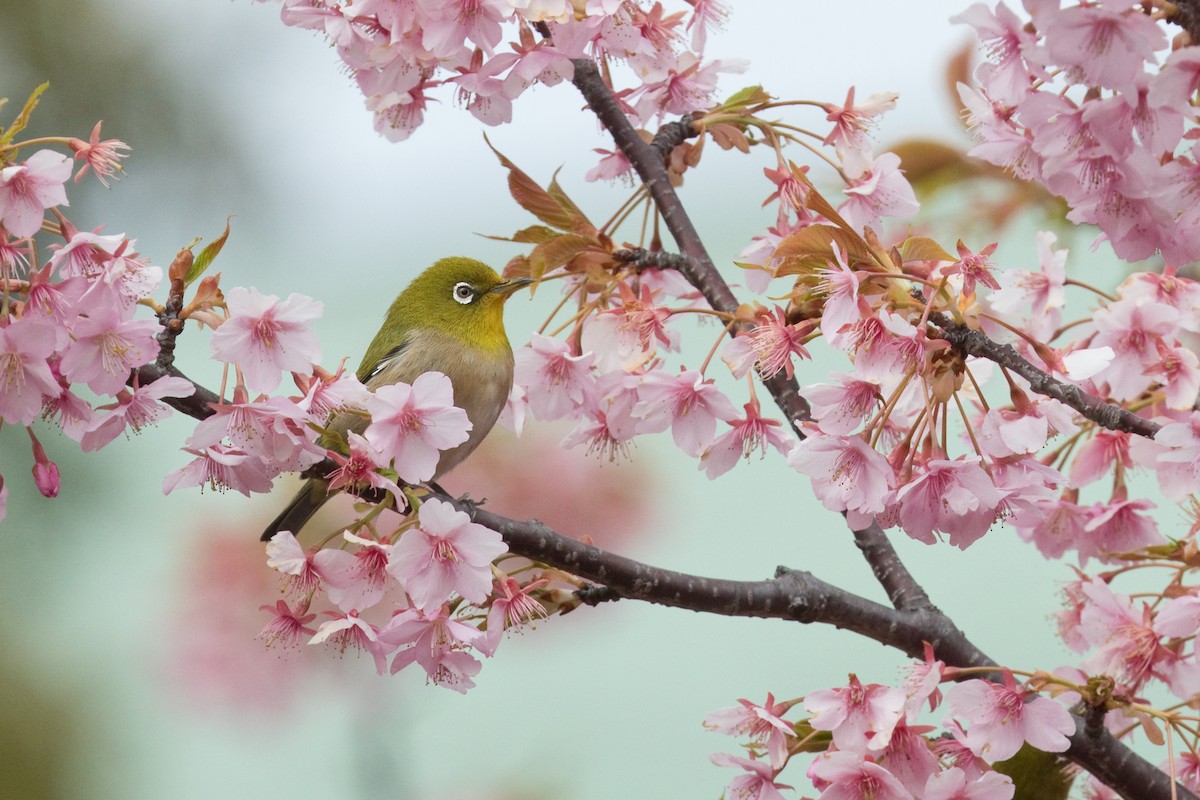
393,257,532,352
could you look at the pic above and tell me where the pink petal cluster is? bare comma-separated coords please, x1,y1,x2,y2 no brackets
364,371,473,483
209,287,323,394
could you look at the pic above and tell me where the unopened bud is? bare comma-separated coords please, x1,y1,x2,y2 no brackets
33,460,60,498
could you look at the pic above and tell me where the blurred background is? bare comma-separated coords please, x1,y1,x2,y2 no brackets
0,2,1135,798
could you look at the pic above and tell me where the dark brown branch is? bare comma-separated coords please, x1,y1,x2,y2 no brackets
929,314,1161,439
649,114,697,159
852,524,934,611
132,362,218,419
455,495,989,663
613,247,698,272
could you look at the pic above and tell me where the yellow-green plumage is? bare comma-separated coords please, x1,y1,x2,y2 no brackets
260,257,530,542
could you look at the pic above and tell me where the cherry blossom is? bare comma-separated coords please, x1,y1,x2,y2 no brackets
209,287,323,394
789,429,895,529
805,674,905,755
0,316,61,425
388,497,507,612
946,675,1074,763
704,692,796,769
631,368,738,455
710,752,792,800
363,371,473,483
0,149,72,238
513,333,598,421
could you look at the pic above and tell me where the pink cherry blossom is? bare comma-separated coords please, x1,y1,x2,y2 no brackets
722,306,813,380
894,458,1004,549
704,692,796,769
816,242,868,349
837,152,920,232
1069,430,1131,489
805,674,905,755
632,368,738,456
364,371,473,483
700,398,794,479
320,532,394,612
163,444,274,497
946,675,1074,763
1149,413,1200,500
59,307,159,396
803,375,881,435
309,610,380,655
68,121,131,187
876,721,940,796
944,240,1000,299
807,750,912,800
951,2,1042,104
257,600,318,649
789,429,896,529
0,149,72,238
81,375,194,452
1080,497,1163,563
514,333,598,421
821,86,898,178
28,430,60,498
902,643,945,719
378,606,485,691
480,575,548,656
709,752,792,800
0,317,61,425
1039,3,1164,93
265,530,354,600
1078,579,1175,688
582,282,678,372
1092,300,1180,402
209,287,323,394
388,497,507,612
922,768,1014,800
186,392,324,475
987,231,1067,340
324,432,406,509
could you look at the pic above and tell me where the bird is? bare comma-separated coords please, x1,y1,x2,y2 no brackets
260,256,531,542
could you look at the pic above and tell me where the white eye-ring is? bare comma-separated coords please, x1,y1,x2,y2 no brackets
452,282,475,305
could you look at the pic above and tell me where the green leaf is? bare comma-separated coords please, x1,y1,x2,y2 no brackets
992,744,1073,800
898,236,955,264
186,217,231,287
720,85,771,111
0,82,50,148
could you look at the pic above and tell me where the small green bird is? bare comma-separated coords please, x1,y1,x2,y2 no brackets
260,257,531,542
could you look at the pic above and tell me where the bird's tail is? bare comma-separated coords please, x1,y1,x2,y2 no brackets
260,478,331,542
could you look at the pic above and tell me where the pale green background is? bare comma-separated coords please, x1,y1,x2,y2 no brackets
0,2,1132,799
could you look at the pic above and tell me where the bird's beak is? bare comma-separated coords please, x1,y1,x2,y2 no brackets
489,277,535,297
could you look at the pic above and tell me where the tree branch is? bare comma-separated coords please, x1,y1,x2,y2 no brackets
929,314,1161,439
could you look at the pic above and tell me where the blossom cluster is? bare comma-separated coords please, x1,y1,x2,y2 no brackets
954,1,1200,265
267,0,738,141
260,496,559,693
0,105,188,516
705,653,1087,800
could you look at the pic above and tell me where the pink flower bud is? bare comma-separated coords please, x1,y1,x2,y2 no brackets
33,460,60,498
28,428,60,498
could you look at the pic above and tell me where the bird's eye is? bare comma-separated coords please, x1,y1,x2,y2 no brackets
452,282,475,305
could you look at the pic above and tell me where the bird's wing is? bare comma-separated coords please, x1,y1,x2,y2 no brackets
360,339,410,384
